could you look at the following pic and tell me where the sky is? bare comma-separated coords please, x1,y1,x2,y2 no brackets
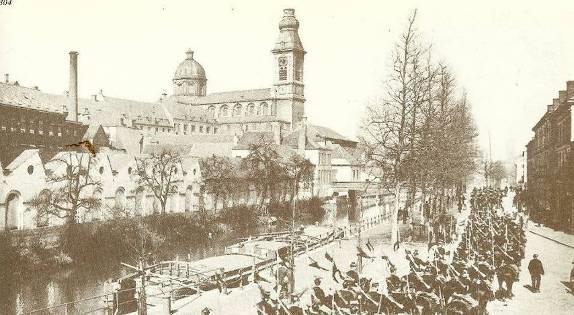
1,0,573,162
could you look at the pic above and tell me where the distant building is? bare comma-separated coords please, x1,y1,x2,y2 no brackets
514,151,527,187
526,81,574,232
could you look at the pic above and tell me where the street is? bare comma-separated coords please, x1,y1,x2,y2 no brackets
487,196,574,314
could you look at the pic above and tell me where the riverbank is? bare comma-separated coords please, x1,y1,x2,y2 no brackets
1,197,325,275
1,198,327,314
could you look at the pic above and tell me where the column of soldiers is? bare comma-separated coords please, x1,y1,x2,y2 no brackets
256,187,526,315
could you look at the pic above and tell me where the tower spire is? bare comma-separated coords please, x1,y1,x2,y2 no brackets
272,8,306,128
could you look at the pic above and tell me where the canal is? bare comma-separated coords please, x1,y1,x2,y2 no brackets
0,198,367,314
0,225,278,314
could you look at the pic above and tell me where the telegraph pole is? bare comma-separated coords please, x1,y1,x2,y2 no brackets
357,194,363,273
289,178,296,303
138,258,147,315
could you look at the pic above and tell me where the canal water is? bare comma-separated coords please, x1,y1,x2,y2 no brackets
0,226,277,314
1,200,360,314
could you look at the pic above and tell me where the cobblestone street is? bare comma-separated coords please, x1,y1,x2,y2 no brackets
487,197,574,314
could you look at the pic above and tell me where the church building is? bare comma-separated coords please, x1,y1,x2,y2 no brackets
162,8,306,142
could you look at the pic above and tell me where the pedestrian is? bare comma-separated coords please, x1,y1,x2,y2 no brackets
528,254,544,292
570,258,574,284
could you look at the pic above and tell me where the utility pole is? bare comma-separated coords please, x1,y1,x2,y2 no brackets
357,194,363,273
289,178,296,303
138,220,148,315
138,258,147,315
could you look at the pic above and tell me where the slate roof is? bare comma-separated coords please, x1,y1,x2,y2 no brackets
144,133,237,158
170,88,273,105
281,129,321,150
81,125,105,142
109,127,145,155
5,149,38,172
0,82,173,128
233,131,275,150
161,100,212,121
0,82,67,112
79,96,172,127
143,144,192,156
308,125,353,142
149,133,235,144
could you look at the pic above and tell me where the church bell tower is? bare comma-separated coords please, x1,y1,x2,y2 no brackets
272,8,306,128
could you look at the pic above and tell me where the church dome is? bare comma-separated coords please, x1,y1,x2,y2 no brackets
174,50,206,80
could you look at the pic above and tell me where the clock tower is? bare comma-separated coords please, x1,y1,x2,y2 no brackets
272,8,305,128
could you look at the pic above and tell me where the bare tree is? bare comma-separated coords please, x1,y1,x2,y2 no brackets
134,149,183,214
285,154,315,205
486,160,507,187
242,142,287,210
361,10,478,247
31,152,102,225
200,155,238,211
361,10,424,248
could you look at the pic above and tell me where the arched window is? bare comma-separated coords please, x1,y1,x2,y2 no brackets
5,191,22,230
114,187,126,211
208,106,216,119
219,105,229,117
259,102,269,116
185,185,194,212
247,103,256,116
233,104,242,117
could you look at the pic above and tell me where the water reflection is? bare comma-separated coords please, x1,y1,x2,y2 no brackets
1,226,274,314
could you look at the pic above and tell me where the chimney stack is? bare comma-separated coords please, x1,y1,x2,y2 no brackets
559,90,567,105
68,51,79,122
4,73,8,84
566,81,574,99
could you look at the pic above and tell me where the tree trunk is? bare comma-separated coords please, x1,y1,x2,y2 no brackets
391,183,401,247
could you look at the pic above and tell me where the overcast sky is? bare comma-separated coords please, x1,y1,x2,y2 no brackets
1,0,573,161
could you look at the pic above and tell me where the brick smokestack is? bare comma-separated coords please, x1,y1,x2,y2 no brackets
68,51,79,122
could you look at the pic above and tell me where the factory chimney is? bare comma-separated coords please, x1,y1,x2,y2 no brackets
68,51,79,122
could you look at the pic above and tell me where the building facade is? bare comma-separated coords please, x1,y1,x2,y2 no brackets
526,81,574,232
0,8,375,231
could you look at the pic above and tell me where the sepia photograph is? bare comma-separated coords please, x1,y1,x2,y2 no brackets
1,0,574,314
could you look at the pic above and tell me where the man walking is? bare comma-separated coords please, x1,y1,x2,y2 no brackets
528,254,544,292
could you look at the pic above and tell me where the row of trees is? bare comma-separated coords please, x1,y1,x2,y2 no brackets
201,141,315,215
31,141,315,226
31,150,185,225
360,10,479,244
